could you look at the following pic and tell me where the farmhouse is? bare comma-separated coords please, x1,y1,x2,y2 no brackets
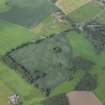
51,11,64,22
42,91,103,105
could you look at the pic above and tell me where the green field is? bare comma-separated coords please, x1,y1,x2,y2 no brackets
0,0,58,28
0,19,38,55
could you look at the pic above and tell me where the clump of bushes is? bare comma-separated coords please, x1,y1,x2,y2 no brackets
75,73,97,90
83,21,105,53
42,93,69,105
72,56,94,71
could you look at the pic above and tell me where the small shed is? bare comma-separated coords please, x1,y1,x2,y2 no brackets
8,94,20,105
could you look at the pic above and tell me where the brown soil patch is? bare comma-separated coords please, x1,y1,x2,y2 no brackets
66,91,102,105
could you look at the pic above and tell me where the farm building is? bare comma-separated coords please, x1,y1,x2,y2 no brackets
42,91,103,105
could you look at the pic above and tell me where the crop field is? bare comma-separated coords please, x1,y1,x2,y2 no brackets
0,0,58,28
56,0,91,14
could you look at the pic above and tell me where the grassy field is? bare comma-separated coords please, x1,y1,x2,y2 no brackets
32,15,71,36
0,0,58,28
0,19,38,55
56,0,91,14
91,66,105,101
51,70,84,96
68,2,103,22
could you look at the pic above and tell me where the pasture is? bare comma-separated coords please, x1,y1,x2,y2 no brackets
6,33,73,94
56,0,91,14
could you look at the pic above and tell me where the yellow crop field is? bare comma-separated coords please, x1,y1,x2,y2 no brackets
56,0,92,14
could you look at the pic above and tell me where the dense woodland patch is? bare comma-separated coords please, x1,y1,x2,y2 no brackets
84,21,105,53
